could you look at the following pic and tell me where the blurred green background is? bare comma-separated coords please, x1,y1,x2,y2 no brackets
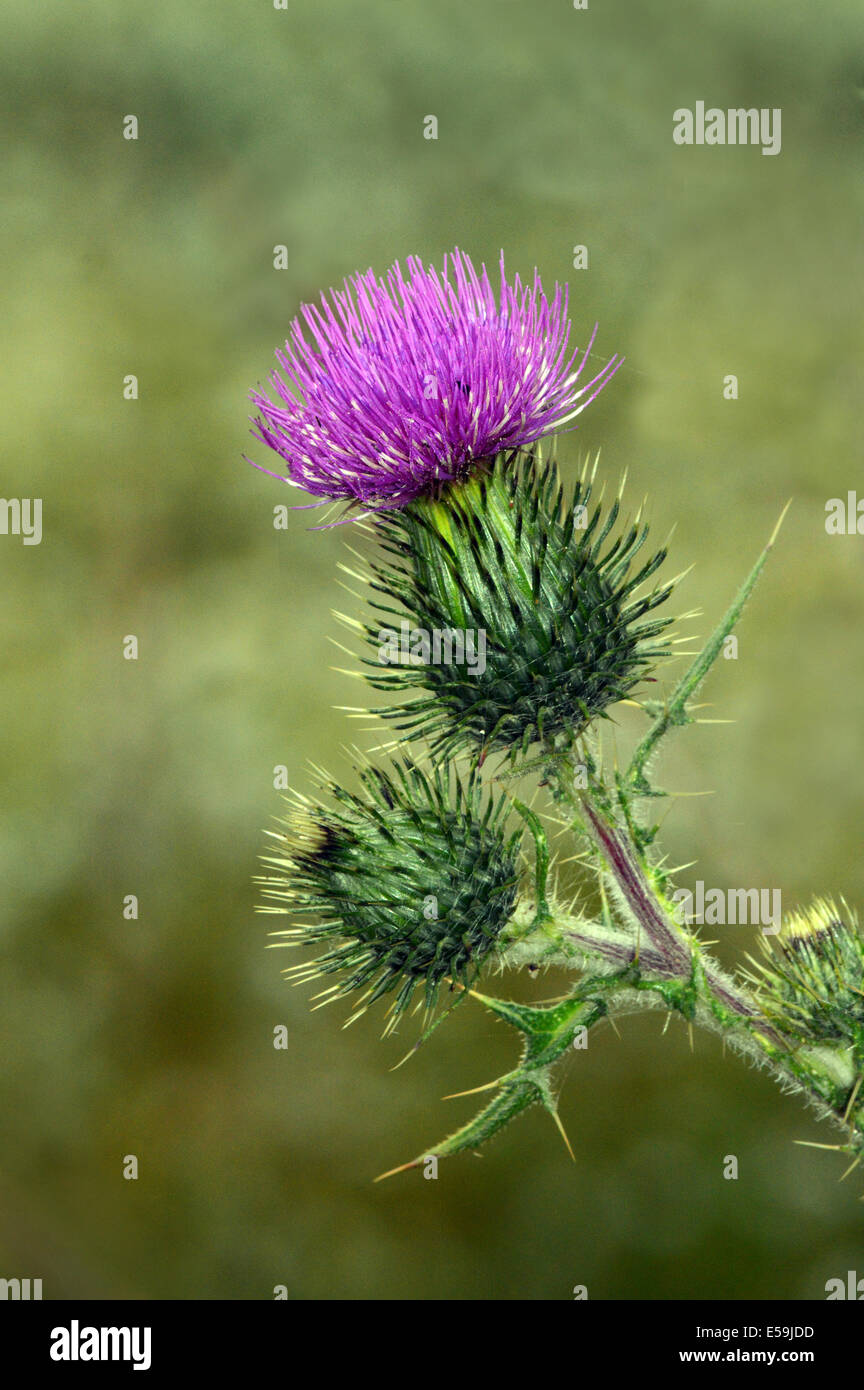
1,0,862,1300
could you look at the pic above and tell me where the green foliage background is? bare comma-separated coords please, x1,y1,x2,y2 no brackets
1,0,862,1299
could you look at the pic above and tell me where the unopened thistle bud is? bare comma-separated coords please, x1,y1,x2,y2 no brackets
258,760,521,1030
749,898,864,1050
364,451,676,759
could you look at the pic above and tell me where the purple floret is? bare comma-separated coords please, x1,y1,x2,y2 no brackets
249,248,621,510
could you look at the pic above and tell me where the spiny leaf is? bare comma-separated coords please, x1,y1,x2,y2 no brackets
627,502,790,798
375,987,612,1179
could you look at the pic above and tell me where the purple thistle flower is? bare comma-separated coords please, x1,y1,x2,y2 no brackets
248,248,622,511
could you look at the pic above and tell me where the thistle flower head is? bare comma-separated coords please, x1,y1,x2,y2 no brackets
258,759,521,1030
749,897,864,1048
249,248,620,510
362,450,677,759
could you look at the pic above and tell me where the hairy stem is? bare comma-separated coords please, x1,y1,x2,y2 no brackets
518,759,864,1154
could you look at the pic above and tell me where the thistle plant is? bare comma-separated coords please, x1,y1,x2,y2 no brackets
247,247,864,1182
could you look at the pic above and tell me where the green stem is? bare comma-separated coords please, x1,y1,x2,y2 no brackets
536,761,863,1153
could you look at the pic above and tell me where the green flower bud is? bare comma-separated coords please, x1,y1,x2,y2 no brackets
750,898,864,1049
364,450,676,759
258,759,521,1030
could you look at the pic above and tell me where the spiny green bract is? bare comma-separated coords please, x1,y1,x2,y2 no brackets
749,898,864,1048
363,450,676,759
257,759,522,1031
